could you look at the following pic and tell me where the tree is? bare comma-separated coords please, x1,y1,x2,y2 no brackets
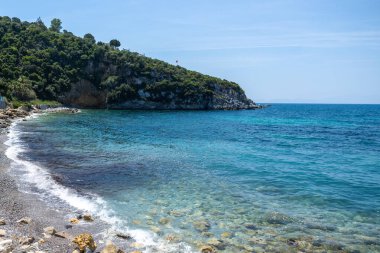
50,18,62,32
84,33,96,44
110,39,121,48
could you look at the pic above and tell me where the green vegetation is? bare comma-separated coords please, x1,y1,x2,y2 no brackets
0,16,246,107
11,99,62,109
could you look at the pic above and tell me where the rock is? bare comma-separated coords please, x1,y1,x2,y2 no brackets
287,238,298,247
201,232,214,237
207,238,226,250
0,219,6,225
72,250,81,253
17,217,32,224
263,212,293,225
19,236,35,245
168,210,184,217
65,224,73,229
70,218,80,224
72,233,97,252
43,226,56,235
0,239,13,253
221,232,232,238
158,217,170,225
244,223,257,230
101,240,124,253
200,245,216,253
43,233,52,239
150,226,161,234
116,232,132,240
38,238,45,244
83,213,94,222
193,220,211,232
55,231,72,239
101,240,117,253
0,229,6,237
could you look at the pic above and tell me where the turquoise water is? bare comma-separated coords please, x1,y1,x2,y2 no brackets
9,104,380,252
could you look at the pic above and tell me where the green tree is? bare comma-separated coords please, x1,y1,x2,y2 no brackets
84,33,96,44
110,39,121,48
50,18,62,32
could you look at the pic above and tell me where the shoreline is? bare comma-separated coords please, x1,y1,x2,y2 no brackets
0,108,130,253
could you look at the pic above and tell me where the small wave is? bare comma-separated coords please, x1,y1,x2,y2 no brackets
4,115,193,253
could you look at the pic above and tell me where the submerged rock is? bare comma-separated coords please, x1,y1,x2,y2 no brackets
207,238,226,250
158,217,170,225
72,233,97,252
193,220,211,232
221,232,232,238
263,212,293,225
200,245,216,253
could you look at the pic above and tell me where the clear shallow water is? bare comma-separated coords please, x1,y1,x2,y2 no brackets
7,104,380,252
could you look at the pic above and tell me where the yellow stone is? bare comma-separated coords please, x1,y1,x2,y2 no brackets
221,232,232,238
72,233,97,253
70,218,79,224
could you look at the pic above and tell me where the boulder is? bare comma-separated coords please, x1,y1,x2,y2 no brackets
70,218,80,224
17,217,32,224
43,226,56,235
19,236,35,245
0,218,6,225
83,214,94,222
101,240,124,253
0,239,13,253
72,233,97,252
0,229,6,237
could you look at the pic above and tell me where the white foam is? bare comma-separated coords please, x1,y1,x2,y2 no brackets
4,115,194,253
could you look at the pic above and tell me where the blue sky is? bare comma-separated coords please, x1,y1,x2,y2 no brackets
1,0,380,103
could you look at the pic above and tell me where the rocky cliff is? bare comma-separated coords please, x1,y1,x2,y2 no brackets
0,16,261,110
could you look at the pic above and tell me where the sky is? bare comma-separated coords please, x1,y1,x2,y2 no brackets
1,0,380,104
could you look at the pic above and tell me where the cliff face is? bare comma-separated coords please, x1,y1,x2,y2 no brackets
60,78,258,110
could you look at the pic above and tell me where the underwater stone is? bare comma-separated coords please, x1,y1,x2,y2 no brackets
193,220,211,232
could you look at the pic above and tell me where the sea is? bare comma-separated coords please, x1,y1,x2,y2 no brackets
5,104,380,252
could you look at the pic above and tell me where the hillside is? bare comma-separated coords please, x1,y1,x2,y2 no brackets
0,16,260,110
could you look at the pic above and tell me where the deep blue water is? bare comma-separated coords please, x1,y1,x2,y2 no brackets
10,104,380,252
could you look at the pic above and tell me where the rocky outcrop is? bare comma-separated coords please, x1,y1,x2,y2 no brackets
59,80,107,108
60,79,261,110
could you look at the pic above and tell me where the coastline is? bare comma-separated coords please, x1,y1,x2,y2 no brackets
0,108,126,253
